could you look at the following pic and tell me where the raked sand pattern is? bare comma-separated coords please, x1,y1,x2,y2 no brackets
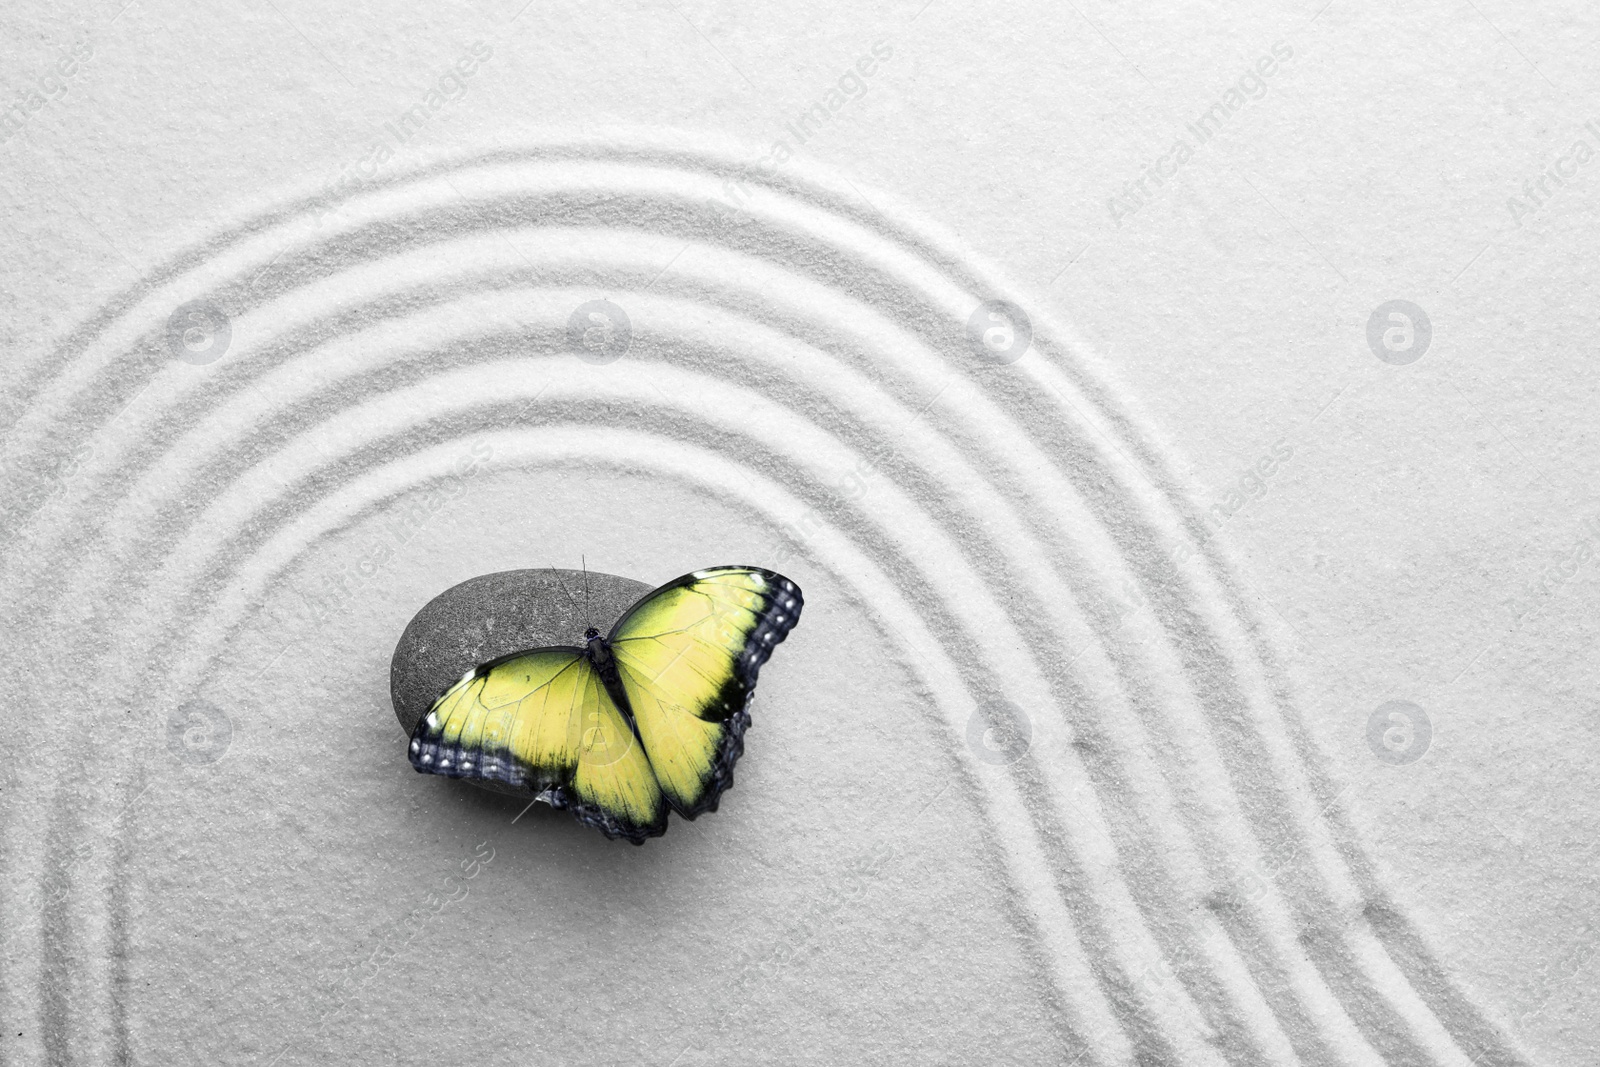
0,143,1526,1065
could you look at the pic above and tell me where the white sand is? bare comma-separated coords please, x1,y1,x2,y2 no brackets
1,2,1593,1064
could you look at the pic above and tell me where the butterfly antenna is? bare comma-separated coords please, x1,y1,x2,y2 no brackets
549,564,578,606
582,554,589,606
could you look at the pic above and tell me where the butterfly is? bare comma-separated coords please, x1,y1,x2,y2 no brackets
408,566,803,843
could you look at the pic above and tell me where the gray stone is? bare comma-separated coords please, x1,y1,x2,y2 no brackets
390,567,653,797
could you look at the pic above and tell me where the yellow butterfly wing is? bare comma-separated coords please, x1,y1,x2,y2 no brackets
408,648,667,843
607,567,803,818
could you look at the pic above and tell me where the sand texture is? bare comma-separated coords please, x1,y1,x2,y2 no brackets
2,2,1596,1065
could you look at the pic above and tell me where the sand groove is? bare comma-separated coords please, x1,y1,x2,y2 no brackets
0,143,1524,1066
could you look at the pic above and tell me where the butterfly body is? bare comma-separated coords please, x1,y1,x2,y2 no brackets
408,566,802,843
579,626,629,710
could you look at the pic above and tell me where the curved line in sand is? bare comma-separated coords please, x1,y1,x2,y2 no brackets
0,142,1526,1067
